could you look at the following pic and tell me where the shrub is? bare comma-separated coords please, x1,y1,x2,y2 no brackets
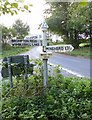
1,59,92,120
1,76,92,120
2,43,12,50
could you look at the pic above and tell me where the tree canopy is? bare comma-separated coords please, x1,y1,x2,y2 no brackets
0,0,32,42
0,0,32,15
13,19,30,39
0,19,30,43
45,2,91,48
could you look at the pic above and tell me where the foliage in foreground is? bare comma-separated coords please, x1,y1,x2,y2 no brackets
0,0,32,16
1,59,92,120
1,77,92,120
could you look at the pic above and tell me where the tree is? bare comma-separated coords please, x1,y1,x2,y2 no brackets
45,2,91,48
8,27,17,39
46,2,70,35
0,0,32,43
12,19,30,39
67,2,91,48
0,24,17,43
0,0,32,16
0,24,8,43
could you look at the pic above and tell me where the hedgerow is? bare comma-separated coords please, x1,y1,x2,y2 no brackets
1,59,92,120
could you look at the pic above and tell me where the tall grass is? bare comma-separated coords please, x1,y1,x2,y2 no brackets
0,43,31,58
65,47,90,58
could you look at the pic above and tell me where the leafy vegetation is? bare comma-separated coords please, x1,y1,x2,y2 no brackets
12,19,30,39
45,2,91,48
1,59,92,120
0,19,30,43
0,0,32,16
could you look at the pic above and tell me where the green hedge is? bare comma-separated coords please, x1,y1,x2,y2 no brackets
1,74,92,120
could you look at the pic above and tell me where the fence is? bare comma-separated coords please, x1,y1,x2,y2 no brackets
1,55,35,89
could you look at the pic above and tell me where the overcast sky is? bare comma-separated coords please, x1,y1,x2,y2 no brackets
0,0,48,34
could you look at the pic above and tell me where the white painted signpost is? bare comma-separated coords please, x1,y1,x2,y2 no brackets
40,20,74,88
46,45,74,53
40,20,50,88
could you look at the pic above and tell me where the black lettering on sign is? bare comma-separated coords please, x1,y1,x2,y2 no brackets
49,47,51,50
56,47,60,50
60,47,64,50
46,47,49,50
65,46,70,50
53,47,55,50
50,47,52,50
50,47,55,50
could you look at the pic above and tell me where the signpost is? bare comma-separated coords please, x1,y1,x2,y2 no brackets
40,20,74,88
46,45,74,53
2,19,74,90
40,20,50,88
40,52,52,59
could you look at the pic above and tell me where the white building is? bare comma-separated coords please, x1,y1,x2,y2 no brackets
51,34,63,42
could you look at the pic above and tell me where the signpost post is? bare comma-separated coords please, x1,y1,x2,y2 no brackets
7,57,13,88
40,20,74,88
24,55,28,90
40,20,49,88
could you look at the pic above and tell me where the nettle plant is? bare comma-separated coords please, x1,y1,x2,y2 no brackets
1,59,92,120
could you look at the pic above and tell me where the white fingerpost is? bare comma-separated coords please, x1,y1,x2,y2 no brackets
46,44,74,52
40,20,49,88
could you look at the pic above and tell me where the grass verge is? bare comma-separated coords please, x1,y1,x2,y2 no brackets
62,47,91,59
50,42,91,59
0,44,31,59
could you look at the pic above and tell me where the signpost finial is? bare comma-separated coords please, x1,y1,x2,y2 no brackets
40,20,49,31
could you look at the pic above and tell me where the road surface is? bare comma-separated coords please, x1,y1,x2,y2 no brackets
0,46,91,79
20,46,91,79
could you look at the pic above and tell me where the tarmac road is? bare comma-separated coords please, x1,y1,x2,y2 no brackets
0,46,91,79
20,46,91,79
